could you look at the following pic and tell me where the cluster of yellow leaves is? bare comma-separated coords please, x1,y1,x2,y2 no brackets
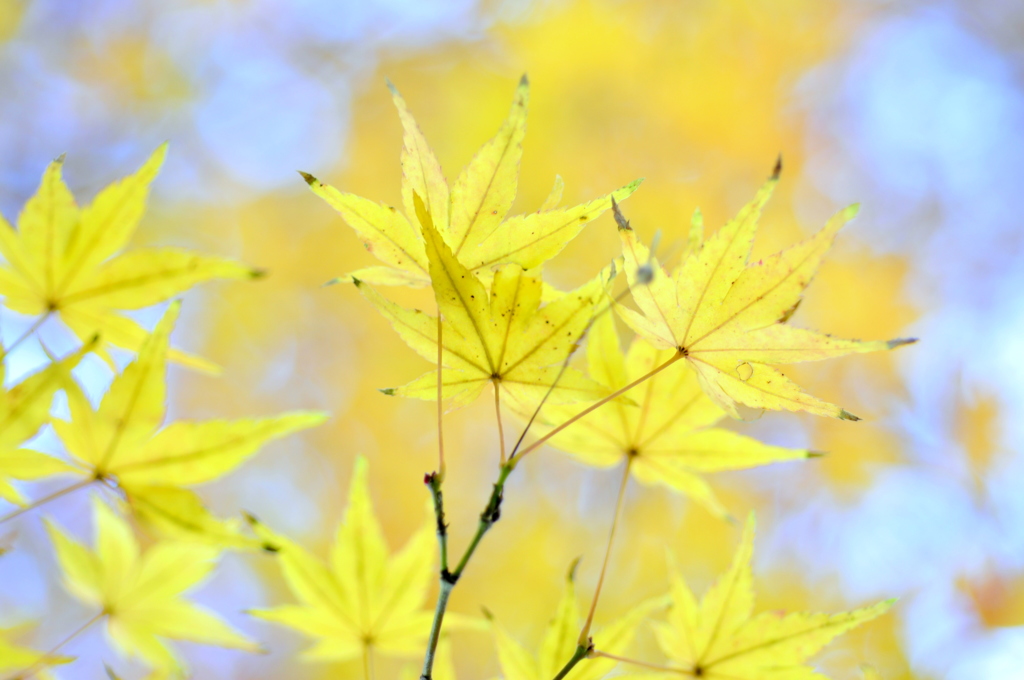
0,71,915,679
524,313,812,519
46,497,262,677
0,150,327,678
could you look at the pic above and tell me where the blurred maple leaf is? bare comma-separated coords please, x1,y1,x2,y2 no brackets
45,496,262,678
247,456,477,662
0,146,261,372
489,564,665,680
37,303,327,545
0,622,71,680
0,341,92,506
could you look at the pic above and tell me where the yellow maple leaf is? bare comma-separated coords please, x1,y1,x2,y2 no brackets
0,342,91,506
357,198,611,412
302,76,641,287
0,146,261,372
613,172,915,420
490,565,666,680
38,302,327,545
44,496,262,678
523,314,811,518
0,623,72,680
247,456,475,663
639,516,892,679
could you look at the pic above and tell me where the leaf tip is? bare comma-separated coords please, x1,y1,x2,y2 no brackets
351,276,363,287
519,72,529,87
887,337,918,350
480,605,494,621
249,268,268,280
54,152,67,165
379,387,396,396
771,154,783,180
838,409,862,422
567,556,582,582
385,77,399,96
806,450,827,458
297,170,318,186
611,197,631,231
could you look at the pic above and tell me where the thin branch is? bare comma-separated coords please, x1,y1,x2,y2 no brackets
451,463,512,579
419,580,453,680
0,477,95,525
419,462,513,680
425,473,448,575
552,642,593,680
511,351,685,464
11,610,104,680
579,457,631,645
0,313,50,362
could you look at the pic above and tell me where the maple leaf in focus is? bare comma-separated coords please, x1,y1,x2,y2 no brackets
357,198,611,411
0,341,92,506
44,496,262,677
302,76,641,287
632,516,891,680
614,169,915,420
0,146,261,372
490,564,665,680
42,302,326,546
248,456,475,662
522,314,811,519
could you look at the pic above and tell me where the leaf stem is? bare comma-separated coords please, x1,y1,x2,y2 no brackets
578,458,631,645
494,381,506,465
436,315,446,480
11,610,104,680
552,642,593,680
0,477,94,525
590,650,691,675
363,642,377,680
0,313,50,362
511,351,685,463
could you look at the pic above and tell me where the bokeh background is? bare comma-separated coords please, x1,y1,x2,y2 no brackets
2,0,1023,678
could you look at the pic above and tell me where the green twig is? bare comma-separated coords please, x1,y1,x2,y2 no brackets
420,462,514,680
425,472,449,575
552,642,593,680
